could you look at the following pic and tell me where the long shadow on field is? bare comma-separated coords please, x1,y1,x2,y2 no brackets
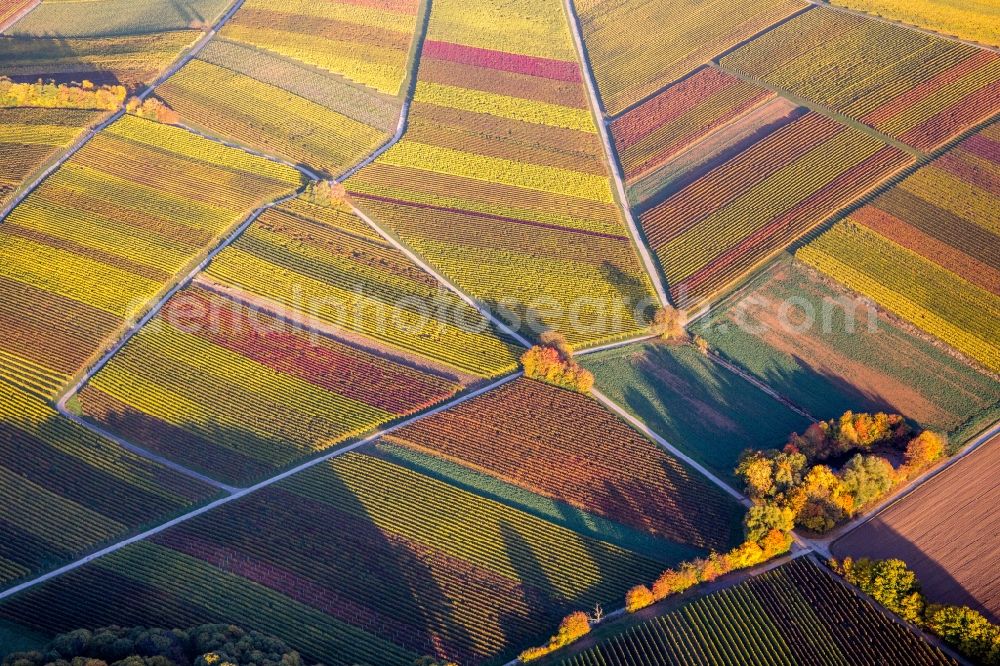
832,521,995,623
600,260,655,327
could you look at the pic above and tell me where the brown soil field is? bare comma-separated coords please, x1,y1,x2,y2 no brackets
833,434,1000,622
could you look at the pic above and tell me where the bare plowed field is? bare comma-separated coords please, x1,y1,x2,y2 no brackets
833,434,1000,621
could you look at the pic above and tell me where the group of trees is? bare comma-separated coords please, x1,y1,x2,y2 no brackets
624,527,793,615
0,77,125,111
738,412,945,533
786,411,910,461
521,332,594,393
834,558,1000,664
126,97,180,124
2,624,313,666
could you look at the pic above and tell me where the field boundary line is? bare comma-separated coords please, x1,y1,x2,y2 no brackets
500,548,811,666
713,62,923,158
2,372,522,602
334,0,433,183
706,351,817,422
174,121,324,180
562,0,671,309
805,0,999,54
0,0,40,33
56,407,240,494
53,186,304,406
576,334,658,357
592,389,751,506
594,387,827,554
811,553,974,666
0,0,249,223
348,204,533,348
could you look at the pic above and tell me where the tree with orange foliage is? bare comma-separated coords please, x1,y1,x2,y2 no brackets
787,411,908,462
519,611,592,662
126,96,180,124
625,585,655,612
651,306,687,341
903,431,945,472
312,180,347,206
521,332,594,394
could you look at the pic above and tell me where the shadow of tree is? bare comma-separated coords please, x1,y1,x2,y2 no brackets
833,517,995,623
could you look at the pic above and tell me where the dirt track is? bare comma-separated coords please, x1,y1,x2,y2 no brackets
833,434,1000,622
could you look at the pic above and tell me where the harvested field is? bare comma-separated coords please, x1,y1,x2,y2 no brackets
691,257,1000,446
834,434,1000,622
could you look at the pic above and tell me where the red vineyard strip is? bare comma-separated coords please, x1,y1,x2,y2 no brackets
422,40,581,82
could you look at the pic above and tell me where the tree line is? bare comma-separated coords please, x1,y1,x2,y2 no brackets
738,411,945,533
834,557,1000,664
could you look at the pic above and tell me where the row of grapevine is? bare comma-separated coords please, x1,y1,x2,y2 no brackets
561,558,956,665
0,114,300,400
0,451,668,665
77,285,463,486
345,0,658,346
798,221,1000,373
721,6,1000,151
382,377,744,549
155,58,390,176
828,0,999,48
203,196,522,377
575,0,804,116
0,31,201,89
639,112,911,304
0,107,103,208
844,123,1000,295
610,66,775,185
197,38,402,132
0,0,37,31
6,0,232,38
218,0,422,96
0,382,217,589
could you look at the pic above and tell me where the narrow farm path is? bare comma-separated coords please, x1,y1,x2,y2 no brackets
1,372,522,603
0,0,251,221
592,388,752,507
502,548,813,666
0,0,39,33
42,0,437,488
713,62,923,159
348,204,534,349
335,0,433,182
53,188,304,487
562,0,671,308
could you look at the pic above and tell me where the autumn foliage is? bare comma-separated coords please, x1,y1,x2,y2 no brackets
311,180,348,206
786,410,909,462
521,332,594,393
126,96,180,124
626,528,793,613
651,306,687,341
0,77,125,110
519,611,591,662
739,412,945,533
835,557,1000,664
